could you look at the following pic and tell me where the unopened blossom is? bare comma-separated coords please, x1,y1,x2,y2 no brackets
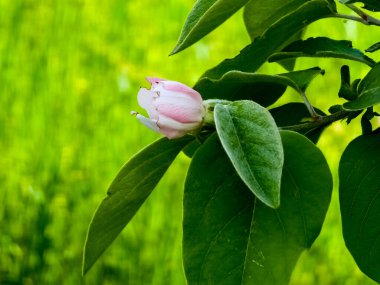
131,77,206,139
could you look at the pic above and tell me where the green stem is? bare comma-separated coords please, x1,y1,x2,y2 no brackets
300,91,319,118
334,5,380,26
279,110,351,132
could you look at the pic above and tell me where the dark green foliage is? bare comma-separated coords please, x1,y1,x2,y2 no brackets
270,103,326,143
83,137,192,273
171,0,250,54
195,67,324,105
183,134,254,284
338,65,359,101
242,131,333,284
269,37,376,67
340,0,380,11
366,42,380,53
195,1,335,84
344,62,380,110
183,131,333,284
339,131,380,282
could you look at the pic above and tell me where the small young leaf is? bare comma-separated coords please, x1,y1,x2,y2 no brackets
343,87,380,110
243,131,333,284
340,0,380,12
270,103,326,143
183,134,254,284
281,67,325,92
82,136,192,274
357,61,380,94
194,0,335,86
269,37,376,67
343,62,380,110
339,130,380,282
171,0,250,54
338,65,359,101
214,100,284,208
366,42,380,53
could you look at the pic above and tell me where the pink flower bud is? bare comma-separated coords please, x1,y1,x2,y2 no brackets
132,77,206,139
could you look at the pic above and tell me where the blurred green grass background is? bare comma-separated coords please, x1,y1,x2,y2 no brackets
0,0,379,284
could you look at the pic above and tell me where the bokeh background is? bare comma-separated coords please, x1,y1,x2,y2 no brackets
1,0,380,284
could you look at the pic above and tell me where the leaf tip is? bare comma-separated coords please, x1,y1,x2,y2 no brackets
169,44,182,56
264,194,280,209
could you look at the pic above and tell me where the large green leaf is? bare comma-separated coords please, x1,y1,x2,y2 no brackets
269,37,376,67
194,0,335,87
82,136,192,274
243,0,309,40
242,130,333,284
343,62,380,110
214,100,284,208
339,130,380,282
183,134,255,284
171,0,250,54
340,0,380,11
195,67,324,105
183,131,332,284
270,103,326,143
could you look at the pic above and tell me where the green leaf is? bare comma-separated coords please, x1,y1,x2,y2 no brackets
195,67,324,105
281,67,325,92
82,136,192,274
171,0,250,54
339,130,380,282
343,62,380,110
183,131,332,284
243,0,308,40
194,0,335,86
195,72,287,107
183,134,255,284
270,103,326,143
357,62,380,94
338,65,359,101
242,130,333,284
242,0,335,71
342,87,380,110
366,42,380,53
214,100,284,208
269,37,376,67
340,0,380,11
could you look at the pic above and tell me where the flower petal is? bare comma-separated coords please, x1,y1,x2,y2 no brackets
146,77,166,85
154,96,205,123
135,114,160,133
137,88,159,119
157,113,200,139
161,80,203,103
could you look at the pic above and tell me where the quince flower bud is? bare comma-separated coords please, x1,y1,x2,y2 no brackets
132,77,206,139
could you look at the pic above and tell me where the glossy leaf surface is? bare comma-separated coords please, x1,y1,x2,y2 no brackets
339,131,380,282
83,136,192,274
269,37,375,67
171,0,250,54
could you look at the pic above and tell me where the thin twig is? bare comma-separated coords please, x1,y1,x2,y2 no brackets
300,91,319,118
279,110,351,132
334,4,380,26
